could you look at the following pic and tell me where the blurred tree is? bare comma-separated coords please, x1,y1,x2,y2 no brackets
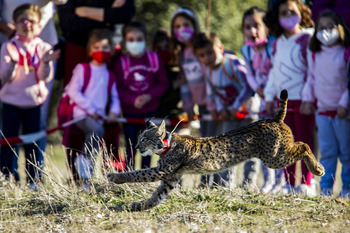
134,0,267,54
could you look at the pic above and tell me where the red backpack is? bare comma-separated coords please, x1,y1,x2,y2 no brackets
57,63,114,125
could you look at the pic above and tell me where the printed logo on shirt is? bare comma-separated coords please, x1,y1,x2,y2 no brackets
127,69,152,92
134,72,145,81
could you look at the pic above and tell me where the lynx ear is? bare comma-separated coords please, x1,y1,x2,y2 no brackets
146,120,157,129
157,120,167,139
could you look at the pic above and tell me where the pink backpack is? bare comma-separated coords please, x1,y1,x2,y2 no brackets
57,63,114,125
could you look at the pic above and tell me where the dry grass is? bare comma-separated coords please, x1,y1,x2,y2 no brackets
0,145,349,232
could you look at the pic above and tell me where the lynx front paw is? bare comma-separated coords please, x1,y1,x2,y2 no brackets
315,163,325,176
130,201,144,211
107,172,125,184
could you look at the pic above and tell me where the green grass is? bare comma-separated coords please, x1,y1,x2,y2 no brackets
1,143,349,232
1,178,349,232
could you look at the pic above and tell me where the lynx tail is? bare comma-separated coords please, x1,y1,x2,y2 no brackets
274,89,288,123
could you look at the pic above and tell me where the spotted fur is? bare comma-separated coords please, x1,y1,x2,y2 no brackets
107,90,325,211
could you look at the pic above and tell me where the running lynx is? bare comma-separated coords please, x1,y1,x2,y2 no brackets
108,90,325,211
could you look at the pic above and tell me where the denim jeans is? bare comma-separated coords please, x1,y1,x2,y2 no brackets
316,114,350,195
37,62,57,170
0,103,41,182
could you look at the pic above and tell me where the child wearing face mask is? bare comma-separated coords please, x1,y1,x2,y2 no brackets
263,0,317,196
64,29,121,184
112,21,168,169
301,10,350,198
241,6,286,194
0,4,59,189
171,6,219,139
193,31,258,190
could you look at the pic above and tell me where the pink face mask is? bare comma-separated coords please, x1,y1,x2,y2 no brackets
244,37,268,47
279,15,301,32
175,27,194,43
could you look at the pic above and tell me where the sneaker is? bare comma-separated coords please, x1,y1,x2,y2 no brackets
75,154,93,180
260,182,274,194
82,181,91,192
281,184,296,194
296,183,317,197
29,182,39,192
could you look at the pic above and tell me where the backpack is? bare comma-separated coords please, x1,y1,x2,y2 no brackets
206,54,244,106
240,36,275,76
57,63,114,125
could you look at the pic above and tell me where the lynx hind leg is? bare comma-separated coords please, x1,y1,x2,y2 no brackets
131,178,180,211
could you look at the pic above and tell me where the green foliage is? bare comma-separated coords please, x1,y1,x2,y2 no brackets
134,0,268,54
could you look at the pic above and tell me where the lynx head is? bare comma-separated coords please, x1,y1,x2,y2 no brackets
136,120,168,157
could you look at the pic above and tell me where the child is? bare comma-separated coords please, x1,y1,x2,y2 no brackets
152,28,183,118
64,29,121,183
112,21,168,169
170,6,218,138
0,3,59,188
193,31,258,190
263,0,316,196
241,6,285,194
301,10,350,197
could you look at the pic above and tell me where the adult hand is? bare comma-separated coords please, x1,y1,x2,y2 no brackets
112,0,126,7
75,7,88,18
337,106,347,118
52,0,69,5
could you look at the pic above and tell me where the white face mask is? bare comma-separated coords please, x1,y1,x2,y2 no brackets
126,41,146,56
316,28,340,46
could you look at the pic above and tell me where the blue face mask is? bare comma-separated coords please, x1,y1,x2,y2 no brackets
126,41,146,56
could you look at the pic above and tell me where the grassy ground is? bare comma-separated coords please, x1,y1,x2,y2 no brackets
0,142,349,232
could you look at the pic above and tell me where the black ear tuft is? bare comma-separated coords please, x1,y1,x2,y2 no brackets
146,120,157,129
280,89,288,100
